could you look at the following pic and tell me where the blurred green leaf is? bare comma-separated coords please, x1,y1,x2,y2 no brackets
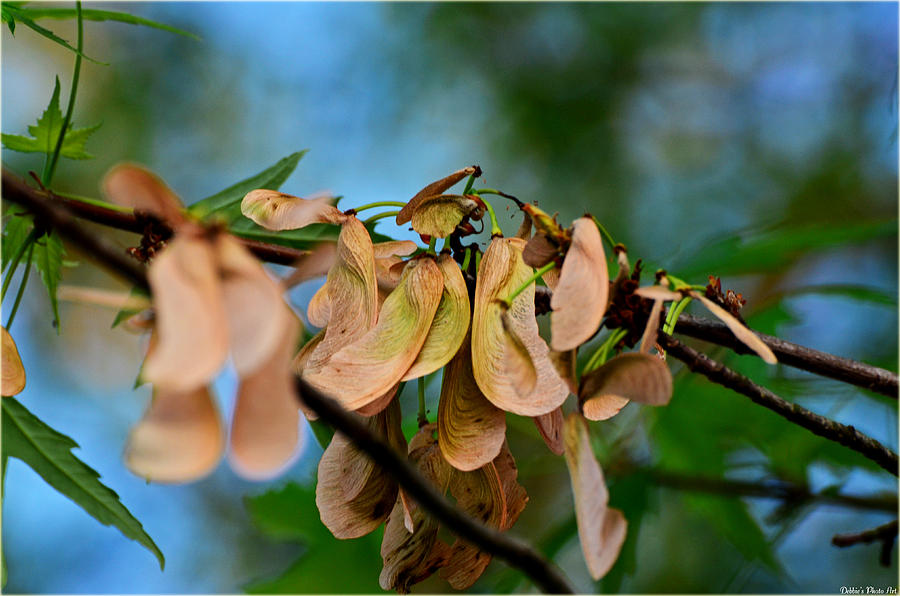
601,470,656,592
14,7,200,40
308,420,335,451
0,5,103,63
188,151,307,217
244,482,383,593
32,230,66,331
674,220,897,279
2,208,33,272
2,397,164,569
1,77,100,160
767,284,897,308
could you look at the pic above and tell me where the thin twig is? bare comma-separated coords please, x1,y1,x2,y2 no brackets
660,333,899,477
673,313,898,399
2,169,309,266
295,375,576,594
832,519,898,567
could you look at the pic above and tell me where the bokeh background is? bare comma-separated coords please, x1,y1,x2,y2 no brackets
2,2,897,593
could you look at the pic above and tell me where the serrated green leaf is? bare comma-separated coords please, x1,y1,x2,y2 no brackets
188,151,307,217
32,230,66,331
2,210,34,272
2,6,103,64
2,6,16,34
244,482,383,594
673,220,898,279
1,77,101,160
2,397,164,569
13,7,199,40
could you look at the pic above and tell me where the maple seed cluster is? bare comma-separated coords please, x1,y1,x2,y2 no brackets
61,164,779,593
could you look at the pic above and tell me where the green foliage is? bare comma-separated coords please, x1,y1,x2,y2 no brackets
1,207,32,272
188,151,307,217
673,219,898,279
1,3,101,63
1,77,100,160
32,230,66,331
244,482,384,593
1,397,164,569
308,420,335,450
10,6,200,40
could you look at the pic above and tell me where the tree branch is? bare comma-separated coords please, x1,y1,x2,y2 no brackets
659,333,899,477
2,169,309,266
295,376,576,594
832,519,898,567
673,313,898,399
533,285,899,399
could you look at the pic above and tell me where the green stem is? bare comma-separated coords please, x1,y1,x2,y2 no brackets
417,376,428,428
666,274,691,291
54,191,135,214
5,242,35,330
363,210,400,225
663,296,692,335
43,0,84,186
462,171,478,196
503,261,556,307
583,328,628,373
481,197,502,236
2,227,39,300
590,215,616,250
461,248,472,272
351,201,406,213
426,236,437,255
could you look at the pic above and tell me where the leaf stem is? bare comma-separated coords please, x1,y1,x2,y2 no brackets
663,296,692,335
461,247,472,272
462,171,478,196
363,210,400,225
351,201,406,213
2,227,39,301
43,0,84,186
417,376,428,428
503,261,556,307
583,328,628,373
5,242,35,330
590,215,616,251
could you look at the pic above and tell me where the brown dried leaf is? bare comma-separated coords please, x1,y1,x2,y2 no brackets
437,333,506,472
440,463,506,590
373,240,419,259
282,242,337,288
101,163,187,228
551,217,609,351
634,285,682,302
304,257,443,411
410,194,483,239
1,327,25,396
500,309,537,396
580,352,673,417
306,281,331,327
304,216,379,370
522,232,558,268
143,234,228,392
355,382,401,417
493,442,528,530
471,237,568,416
402,254,470,381
317,399,405,538
228,313,302,480
533,407,565,455
691,291,778,364
216,234,290,377
240,189,345,230
396,166,477,225
580,394,629,421
639,298,665,355
123,385,224,483
563,412,627,580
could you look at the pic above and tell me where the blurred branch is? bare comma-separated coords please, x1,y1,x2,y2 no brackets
295,375,576,594
673,313,898,399
660,333,899,477
1,169,309,266
832,519,898,567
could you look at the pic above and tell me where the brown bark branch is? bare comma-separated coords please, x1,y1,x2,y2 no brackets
2,169,309,266
832,519,898,567
295,376,576,594
659,333,899,477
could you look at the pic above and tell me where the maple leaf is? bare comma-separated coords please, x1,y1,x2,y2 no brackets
1,77,100,160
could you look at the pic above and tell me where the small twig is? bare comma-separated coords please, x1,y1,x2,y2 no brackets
673,313,898,399
660,333,899,477
295,376,575,594
832,520,898,567
2,169,309,266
